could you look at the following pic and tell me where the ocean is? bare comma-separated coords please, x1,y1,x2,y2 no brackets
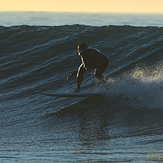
0,12,163,162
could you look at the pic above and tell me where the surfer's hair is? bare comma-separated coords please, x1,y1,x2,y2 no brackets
78,43,88,50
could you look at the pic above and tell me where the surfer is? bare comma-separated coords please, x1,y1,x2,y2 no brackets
67,43,109,92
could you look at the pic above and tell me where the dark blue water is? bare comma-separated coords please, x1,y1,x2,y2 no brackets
0,13,163,162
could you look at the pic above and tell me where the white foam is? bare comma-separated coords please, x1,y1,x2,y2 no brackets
93,66,163,110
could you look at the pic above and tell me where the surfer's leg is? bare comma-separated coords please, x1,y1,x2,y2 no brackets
94,62,108,82
94,69,105,81
76,63,85,91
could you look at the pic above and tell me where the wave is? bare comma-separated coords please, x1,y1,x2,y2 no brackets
1,25,163,163
0,25,162,110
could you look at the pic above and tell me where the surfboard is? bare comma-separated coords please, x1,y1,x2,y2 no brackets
40,92,101,97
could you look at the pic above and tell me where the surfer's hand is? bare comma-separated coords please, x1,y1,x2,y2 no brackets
67,74,72,81
85,67,90,73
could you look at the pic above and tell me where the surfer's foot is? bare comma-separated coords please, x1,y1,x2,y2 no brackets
98,78,106,83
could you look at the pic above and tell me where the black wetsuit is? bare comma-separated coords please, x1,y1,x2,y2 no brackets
76,48,109,90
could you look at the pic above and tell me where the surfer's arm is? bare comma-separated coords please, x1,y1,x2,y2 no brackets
85,67,90,73
67,71,77,81
80,53,91,72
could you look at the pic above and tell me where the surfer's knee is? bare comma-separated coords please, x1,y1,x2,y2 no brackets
94,68,101,78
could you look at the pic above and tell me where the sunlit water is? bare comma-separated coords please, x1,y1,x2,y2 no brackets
0,12,163,26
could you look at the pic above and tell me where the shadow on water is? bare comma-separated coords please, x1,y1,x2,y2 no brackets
42,95,112,143
43,94,163,146
53,95,106,114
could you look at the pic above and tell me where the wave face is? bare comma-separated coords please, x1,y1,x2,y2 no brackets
0,25,163,162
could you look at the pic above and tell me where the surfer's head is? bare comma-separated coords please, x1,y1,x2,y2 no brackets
77,43,88,53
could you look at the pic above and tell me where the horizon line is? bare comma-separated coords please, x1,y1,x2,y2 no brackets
0,11,163,14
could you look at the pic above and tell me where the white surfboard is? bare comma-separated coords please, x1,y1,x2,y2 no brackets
40,92,101,97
